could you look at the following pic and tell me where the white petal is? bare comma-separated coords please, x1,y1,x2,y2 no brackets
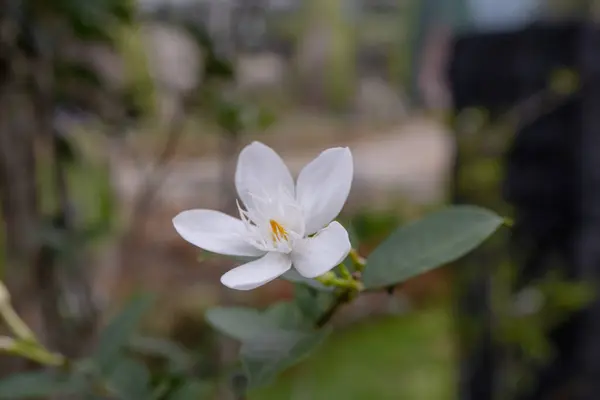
221,252,291,290
296,147,353,234
291,221,351,278
235,142,294,208
173,210,264,257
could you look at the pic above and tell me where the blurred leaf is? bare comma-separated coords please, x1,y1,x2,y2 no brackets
108,358,151,400
216,100,243,133
281,270,333,292
169,380,212,400
181,23,234,81
128,335,192,374
362,205,503,289
93,293,156,374
0,371,75,399
241,106,277,131
229,370,249,398
55,0,135,42
241,328,331,388
81,166,116,242
350,210,400,243
264,302,308,330
205,307,280,342
54,133,78,165
294,285,335,322
55,62,103,89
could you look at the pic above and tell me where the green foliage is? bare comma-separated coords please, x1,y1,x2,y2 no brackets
293,285,336,322
52,0,135,42
241,327,332,388
0,371,76,399
93,293,156,374
179,22,235,82
203,205,504,392
206,303,332,389
205,307,283,342
108,358,152,399
0,293,216,399
281,269,333,292
169,380,212,400
129,335,193,374
362,205,504,289
252,309,455,400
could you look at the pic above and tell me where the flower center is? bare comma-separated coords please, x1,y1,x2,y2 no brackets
269,219,288,243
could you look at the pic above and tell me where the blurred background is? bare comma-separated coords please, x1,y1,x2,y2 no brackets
1,0,600,399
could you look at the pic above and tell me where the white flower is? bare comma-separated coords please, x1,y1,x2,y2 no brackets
173,141,353,290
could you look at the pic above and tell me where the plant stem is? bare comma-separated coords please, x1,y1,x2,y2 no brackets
349,248,366,271
315,289,353,328
0,302,36,342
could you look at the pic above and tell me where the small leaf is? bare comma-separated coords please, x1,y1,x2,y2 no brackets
281,270,333,292
294,285,336,322
0,371,74,399
108,358,151,400
229,370,249,398
170,380,213,400
128,335,192,374
93,293,156,374
362,205,503,289
264,302,308,330
241,328,331,388
205,307,280,342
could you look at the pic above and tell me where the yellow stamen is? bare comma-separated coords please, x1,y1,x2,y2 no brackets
269,219,288,242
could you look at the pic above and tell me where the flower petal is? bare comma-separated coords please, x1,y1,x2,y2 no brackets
291,221,351,278
296,147,353,234
173,210,264,257
235,141,295,208
221,252,291,290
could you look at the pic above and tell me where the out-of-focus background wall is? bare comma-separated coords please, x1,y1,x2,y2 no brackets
2,0,600,399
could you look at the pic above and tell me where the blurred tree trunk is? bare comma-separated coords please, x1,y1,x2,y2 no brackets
0,11,44,373
0,6,100,367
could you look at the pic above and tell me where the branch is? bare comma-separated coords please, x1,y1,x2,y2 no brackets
315,289,353,328
127,104,187,235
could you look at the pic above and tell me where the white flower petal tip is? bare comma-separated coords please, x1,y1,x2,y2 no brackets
291,221,352,279
172,209,264,257
220,252,292,290
235,141,294,208
296,147,354,234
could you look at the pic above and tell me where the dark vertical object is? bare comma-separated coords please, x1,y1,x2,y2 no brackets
505,24,582,400
449,29,528,400
571,20,600,400
449,22,593,400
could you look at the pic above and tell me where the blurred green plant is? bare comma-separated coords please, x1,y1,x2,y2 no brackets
205,205,504,393
0,290,213,399
0,205,504,398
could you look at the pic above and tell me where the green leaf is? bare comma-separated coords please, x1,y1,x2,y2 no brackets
93,293,156,374
0,371,74,399
241,328,331,388
128,335,192,374
108,358,151,400
281,270,333,292
229,370,249,398
169,380,213,400
264,302,309,330
241,106,277,131
205,307,280,342
294,285,336,322
362,205,503,289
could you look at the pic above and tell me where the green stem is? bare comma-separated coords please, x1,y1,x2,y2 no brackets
349,248,366,272
0,302,37,342
338,263,352,279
